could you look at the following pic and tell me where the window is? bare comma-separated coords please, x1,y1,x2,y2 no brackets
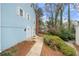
20,8,23,16
17,7,24,17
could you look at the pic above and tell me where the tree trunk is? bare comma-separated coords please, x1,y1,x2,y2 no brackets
68,4,71,31
36,14,39,35
60,6,63,30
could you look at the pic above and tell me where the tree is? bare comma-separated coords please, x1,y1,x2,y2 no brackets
68,4,71,31
59,4,64,30
45,4,63,28
45,3,55,25
73,3,79,12
31,4,43,35
45,3,65,33
39,18,45,32
54,4,60,27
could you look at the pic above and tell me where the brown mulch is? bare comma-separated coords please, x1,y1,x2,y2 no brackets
41,44,64,56
1,41,35,56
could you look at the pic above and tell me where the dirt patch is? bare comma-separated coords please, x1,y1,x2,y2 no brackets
1,41,35,56
41,44,64,56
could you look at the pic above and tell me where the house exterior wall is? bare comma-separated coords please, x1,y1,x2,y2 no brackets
0,4,1,52
0,3,36,51
76,25,79,45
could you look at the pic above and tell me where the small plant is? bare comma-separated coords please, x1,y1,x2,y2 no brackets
1,51,12,56
1,47,17,56
11,47,17,53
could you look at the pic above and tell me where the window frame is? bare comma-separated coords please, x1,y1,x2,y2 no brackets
16,7,25,17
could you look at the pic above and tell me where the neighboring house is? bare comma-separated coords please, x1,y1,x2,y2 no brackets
0,3,36,52
76,25,79,45
63,20,78,29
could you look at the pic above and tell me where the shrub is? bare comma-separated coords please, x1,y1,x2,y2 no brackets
58,29,75,41
44,35,76,56
47,28,75,41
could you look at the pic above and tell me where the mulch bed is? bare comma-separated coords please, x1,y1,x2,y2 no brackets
1,41,35,56
41,44,64,56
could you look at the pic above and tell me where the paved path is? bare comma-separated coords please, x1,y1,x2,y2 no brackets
74,44,79,56
26,36,43,56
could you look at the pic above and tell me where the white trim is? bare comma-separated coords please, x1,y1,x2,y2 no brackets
26,13,29,20
0,50,1,53
16,7,20,16
23,10,25,18
16,7,25,18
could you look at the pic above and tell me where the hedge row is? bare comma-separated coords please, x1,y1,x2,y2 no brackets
44,35,76,56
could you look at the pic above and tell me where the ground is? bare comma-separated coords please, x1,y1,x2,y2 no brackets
41,43,64,56
1,36,78,56
1,41,35,56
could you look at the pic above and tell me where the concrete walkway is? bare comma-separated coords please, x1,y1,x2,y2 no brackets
74,45,79,56
26,36,43,56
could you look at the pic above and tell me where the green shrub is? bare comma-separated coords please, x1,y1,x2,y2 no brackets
47,28,75,41
44,35,76,56
58,29,75,41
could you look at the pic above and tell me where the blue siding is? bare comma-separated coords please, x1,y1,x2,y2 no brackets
0,4,1,52
0,3,36,51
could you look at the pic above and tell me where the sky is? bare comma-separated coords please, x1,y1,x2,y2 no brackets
37,3,79,22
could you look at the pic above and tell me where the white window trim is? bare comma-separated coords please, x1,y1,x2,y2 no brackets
26,13,28,20
26,13,30,20
0,50,1,53
16,7,25,18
